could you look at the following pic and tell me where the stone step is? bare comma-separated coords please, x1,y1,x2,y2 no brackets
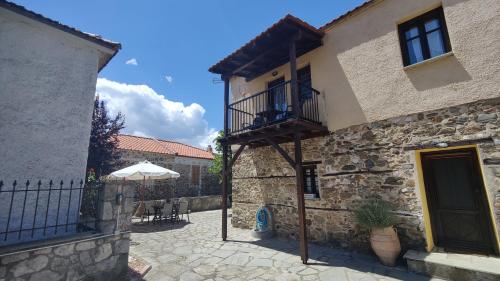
404,250,500,281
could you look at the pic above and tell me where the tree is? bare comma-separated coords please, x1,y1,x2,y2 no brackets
208,130,231,184
86,97,125,179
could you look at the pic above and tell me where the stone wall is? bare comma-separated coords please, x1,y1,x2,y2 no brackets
118,150,221,199
0,232,130,281
181,195,222,213
0,180,136,280
232,97,500,252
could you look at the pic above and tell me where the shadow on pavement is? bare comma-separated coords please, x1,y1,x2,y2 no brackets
131,220,191,233
226,238,434,281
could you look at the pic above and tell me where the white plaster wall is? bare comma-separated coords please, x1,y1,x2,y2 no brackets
0,8,103,244
230,0,500,131
0,8,100,182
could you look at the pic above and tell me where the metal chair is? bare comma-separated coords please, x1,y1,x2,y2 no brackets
177,199,190,222
242,115,264,131
143,200,155,223
163,201,174,223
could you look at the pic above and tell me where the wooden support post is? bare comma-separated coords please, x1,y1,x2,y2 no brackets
222,75,230,241
289,39,301,119
294,132,308,264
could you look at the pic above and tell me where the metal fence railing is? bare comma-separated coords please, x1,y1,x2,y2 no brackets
228,80,321,135
0,179,101,246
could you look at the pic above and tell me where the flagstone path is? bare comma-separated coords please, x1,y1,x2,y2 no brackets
129,210,441,281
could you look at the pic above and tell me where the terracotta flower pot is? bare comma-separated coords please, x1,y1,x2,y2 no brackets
370,226,401,266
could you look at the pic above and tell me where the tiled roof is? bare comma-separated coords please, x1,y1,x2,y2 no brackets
0,0,121,71
117,134,214,160
208,14,324,76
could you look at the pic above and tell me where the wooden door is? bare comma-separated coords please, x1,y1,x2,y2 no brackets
421,148,497,254
297,65,312,100
267,77,286,120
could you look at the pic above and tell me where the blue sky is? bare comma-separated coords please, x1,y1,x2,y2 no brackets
14,0,366,147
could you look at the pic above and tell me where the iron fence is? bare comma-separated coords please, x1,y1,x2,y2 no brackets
0,179,101,246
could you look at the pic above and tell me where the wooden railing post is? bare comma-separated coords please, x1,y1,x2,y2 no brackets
289,40,300,119
222,75,230,241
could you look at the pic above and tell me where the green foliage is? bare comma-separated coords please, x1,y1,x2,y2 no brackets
354,199,396,229
86,168,97,183
208,130,231,183
86,97,125,179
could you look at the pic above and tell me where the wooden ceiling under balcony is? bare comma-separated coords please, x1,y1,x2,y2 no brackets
225,118,328,148
209,15,324,80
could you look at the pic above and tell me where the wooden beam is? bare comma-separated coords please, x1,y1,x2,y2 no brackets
293,132,308,264
232,43,284,76
222,76,230,242
226,123,299,145
228,144,246,169
265,137,295,168
226,122,328,146
289,39,301,119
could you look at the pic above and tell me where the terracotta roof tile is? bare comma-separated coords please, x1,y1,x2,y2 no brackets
117,134,214,160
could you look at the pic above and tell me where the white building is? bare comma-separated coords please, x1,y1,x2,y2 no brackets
0,0,120,245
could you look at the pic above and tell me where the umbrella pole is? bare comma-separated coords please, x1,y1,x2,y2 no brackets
142,176,145,203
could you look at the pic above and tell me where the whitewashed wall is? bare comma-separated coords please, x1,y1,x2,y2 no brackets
0,8,111,244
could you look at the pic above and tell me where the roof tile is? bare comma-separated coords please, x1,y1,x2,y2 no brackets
117,134,214,160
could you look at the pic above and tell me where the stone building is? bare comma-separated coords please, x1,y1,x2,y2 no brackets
117,134,220,199
209,0,500,269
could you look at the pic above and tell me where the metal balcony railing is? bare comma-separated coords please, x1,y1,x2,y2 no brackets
228,80,321,135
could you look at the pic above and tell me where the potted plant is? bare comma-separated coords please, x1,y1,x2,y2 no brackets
354,199,401,266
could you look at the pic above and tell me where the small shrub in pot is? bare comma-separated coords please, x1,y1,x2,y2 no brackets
354,199,401,266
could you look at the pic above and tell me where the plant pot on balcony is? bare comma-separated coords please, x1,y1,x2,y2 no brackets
370,227,401,266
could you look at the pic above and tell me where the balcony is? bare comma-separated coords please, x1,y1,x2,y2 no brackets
225,80,326,146
209,14,328,264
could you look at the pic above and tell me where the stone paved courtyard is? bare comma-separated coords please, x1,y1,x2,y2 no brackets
129,210,440,281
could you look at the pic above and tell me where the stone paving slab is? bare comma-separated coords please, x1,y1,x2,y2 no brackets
130,210,441,281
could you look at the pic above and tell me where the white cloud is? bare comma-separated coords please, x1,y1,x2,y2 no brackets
164,75,173,83
125,58,138,66
96,78,218,148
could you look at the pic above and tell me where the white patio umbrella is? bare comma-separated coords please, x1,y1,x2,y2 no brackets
108,160,180,181
108,160,180,218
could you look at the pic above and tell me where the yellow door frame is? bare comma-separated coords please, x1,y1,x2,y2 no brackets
414,144,500,253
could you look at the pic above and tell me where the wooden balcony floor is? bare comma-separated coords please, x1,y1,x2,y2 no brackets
225,118,328,147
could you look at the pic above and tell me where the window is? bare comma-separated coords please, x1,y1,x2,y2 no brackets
303,165,319,198
398,7,451,66
191,165,200,185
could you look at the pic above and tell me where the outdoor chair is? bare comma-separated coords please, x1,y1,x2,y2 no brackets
151,200,166,223
141,200,155,223
242,115,264,131
163,201,174,222
177,199,190,222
